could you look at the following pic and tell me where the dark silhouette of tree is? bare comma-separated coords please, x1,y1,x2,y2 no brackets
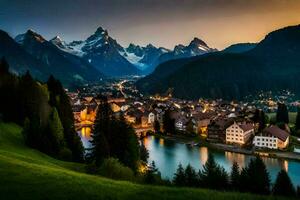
240,156,270,195
185,164,198,187
253,109,268,132
140,143,149,163
173,163,186,186
47,108,65,155
276,103,289,124
199,153,229,190
163,109,175,134
0,57,9,74
89,96,140,170
0,63,80,161
273,170,296,197
145,161,160,184
89,96,112,166
0,58,19,122
230,161,240,190
47,75,84,162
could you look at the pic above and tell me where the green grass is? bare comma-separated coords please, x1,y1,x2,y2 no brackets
0,122,292,200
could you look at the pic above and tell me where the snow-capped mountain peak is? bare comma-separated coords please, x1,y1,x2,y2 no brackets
15,29,46,44
50,36,66,48
189,37,208,47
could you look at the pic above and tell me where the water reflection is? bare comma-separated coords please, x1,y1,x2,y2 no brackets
199,147,208,165
225,152,246,168
78,127,92,149
142,135,300,185
81,127,92,139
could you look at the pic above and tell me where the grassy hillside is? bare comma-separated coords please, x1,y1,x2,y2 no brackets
0,123,291,200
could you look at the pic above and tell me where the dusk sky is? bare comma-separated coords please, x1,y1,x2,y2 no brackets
1,0,300,49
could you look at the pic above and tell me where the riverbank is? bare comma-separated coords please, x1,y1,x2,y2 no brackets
147,133,300,162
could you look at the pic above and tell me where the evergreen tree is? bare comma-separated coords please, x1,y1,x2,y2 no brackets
259,111,267,132
0,57,9,75
276,103,289,124
0,59,19,122
140,143,149,163
173,163,186,186
163,109,175,134
185,164,198,187
295,107,300,130
47,76,84,162
109,114,140,171
89,96,111,166
145,161,160,184
230,162,240,190
273,170,296,197
199,153,229,190
89,96,140,170
47,108,65,155
253,109,268,132
240,156,270,195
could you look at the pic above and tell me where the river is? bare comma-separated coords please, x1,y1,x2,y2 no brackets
142,135,300,185
78,128,300,186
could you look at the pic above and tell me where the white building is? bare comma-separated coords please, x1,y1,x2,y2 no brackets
253,125,289,150
226,122,254,145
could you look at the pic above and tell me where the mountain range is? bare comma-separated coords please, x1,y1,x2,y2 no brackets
0,26,217,85
50,27,217,75
137,24,300,100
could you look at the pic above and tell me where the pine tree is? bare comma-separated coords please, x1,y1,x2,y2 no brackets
240,156,270,195
110,114,140,171
276,103,289,124
163,109,175,134
145,161,159,184
173,163,186,186
140,143,149,163
89,96,140,170
47,108,65,155
199,153,229,190
273,170,296,197
89,96,111,166
185,164,198,187
230,162,240,190
0,57,9,75
47,76,84,162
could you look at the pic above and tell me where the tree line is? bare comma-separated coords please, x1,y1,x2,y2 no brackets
0,57,83,162
173,153,298,197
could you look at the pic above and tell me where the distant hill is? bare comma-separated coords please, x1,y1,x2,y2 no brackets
137,25,300,100
222,43,257,53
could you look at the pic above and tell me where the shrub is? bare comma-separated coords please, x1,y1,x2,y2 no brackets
58,147,72,161
98,158,135,181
